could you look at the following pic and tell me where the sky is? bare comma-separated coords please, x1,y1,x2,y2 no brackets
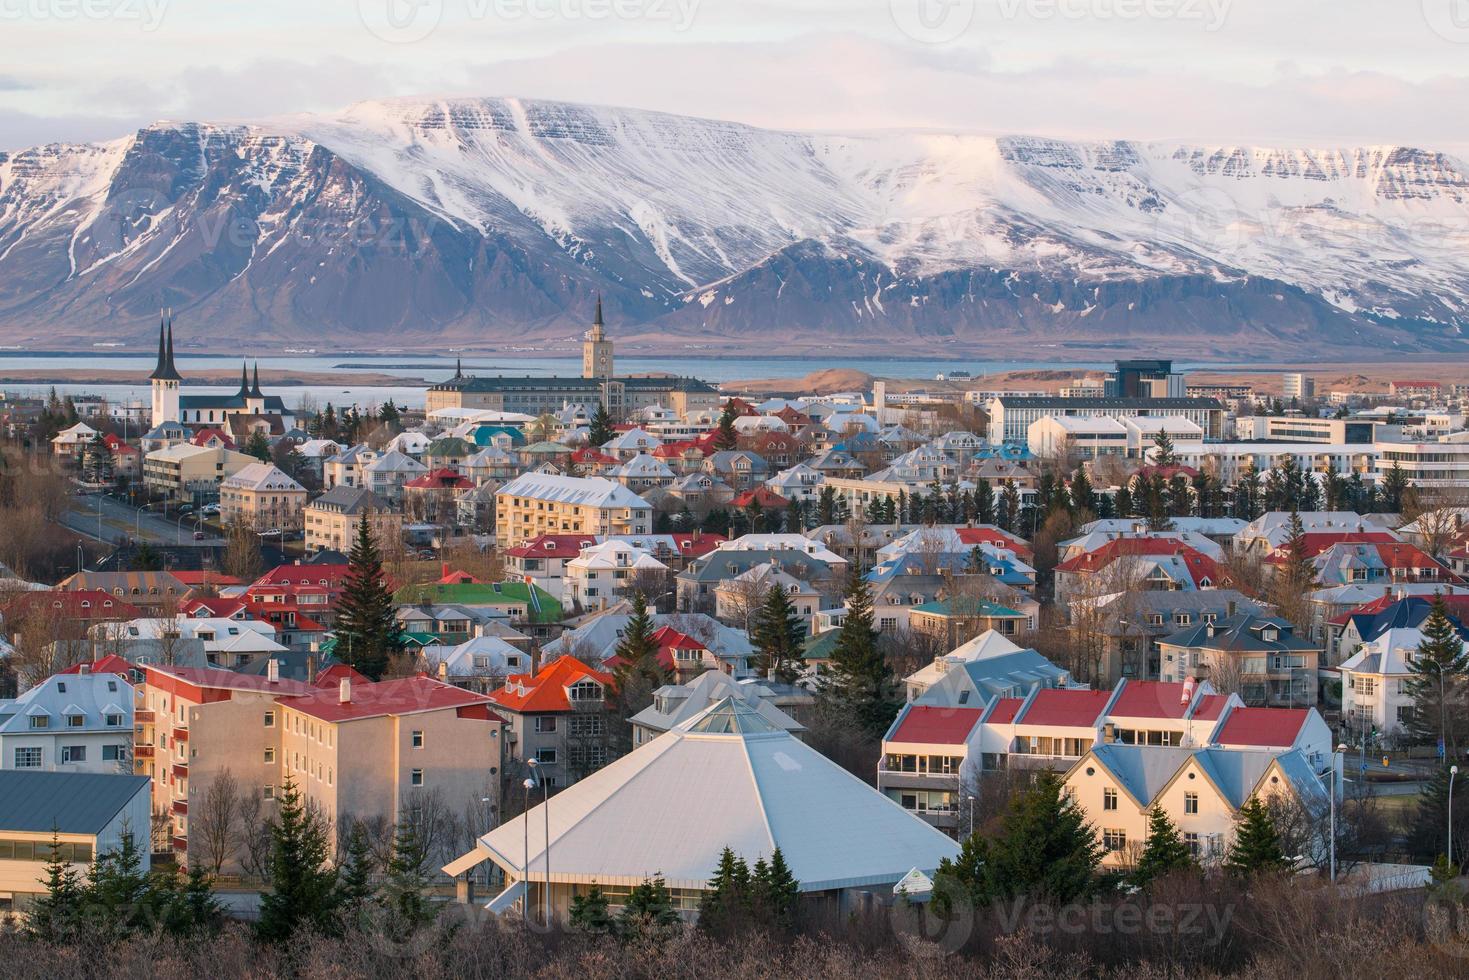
2,0,1468,150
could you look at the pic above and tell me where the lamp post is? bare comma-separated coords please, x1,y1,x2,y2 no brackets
1329,742,1347,882
966,794,976,838
75,544,83,575
521,777,534,923
529,759,550,926
1451,765,1460,870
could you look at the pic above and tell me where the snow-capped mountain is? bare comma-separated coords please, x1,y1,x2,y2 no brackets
1,96,1467,353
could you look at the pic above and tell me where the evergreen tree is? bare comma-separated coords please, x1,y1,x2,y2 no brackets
618,874,680,934
256,778,341,942
1223,797,1290,876
27,832,84,941
568,886,615,935
1408,764,1469,865
336,820,376,926
333,513,402,680
85,829,153,938
1132,806,1195,887
820,561,898,739
1069,467,1095,515
85,431,115,484
1235,461,1262,520
1112,483,1134,522
378,400,402,431
933,829,991,917
587,401,615,448
1166,473,1193,518
714,401,740,451
750,584,806,683
243,429,272,462
379,819,437,938
756,847,800,930
975,479,995,525
130,540,162,572
1382,461,1410,513
1403,594,1469,753
982,770,1102,903
697,847,752,936
1152,430,1177,467
157,864,225,937
611,591,667,717
815,486,838,527
998,480,1020,532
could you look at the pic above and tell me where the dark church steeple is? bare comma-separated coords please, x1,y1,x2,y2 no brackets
148,310,182,382
251,362,262,398
237,361,251,397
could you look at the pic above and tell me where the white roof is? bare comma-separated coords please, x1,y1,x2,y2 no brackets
605,428,663,451
718,534,845,564
427,407,536,423
569,540,669,573
386,431,432,454
0,672,133,733
610,453,674,479
457,698,957,891
1032,415,1128,435
1340,626,1451,678
630,669,804,735
221,462,305,493
363,450,428,474
496,473,650,509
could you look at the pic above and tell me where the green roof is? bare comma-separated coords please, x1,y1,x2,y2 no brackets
520,441,573,454
425,437,472,457
392,581,563,623
802,629,841,661
401,631,447,648
911,598,1023,618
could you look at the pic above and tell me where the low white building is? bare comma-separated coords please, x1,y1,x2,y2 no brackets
1027,415,1128,460
565,540,670,611
51,422,99,457
0,670,134,774
97,617,285,668
1336,626,1440,738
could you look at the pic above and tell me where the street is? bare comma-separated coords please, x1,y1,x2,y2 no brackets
60,492,222,547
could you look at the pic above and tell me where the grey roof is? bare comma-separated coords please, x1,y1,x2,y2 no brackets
310,484,389,514
430,375,716,393
993,396,1223,410
1159,613,1319,653
0,771,150,834
682,549,837,584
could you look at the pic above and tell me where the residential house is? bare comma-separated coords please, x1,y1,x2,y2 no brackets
487,655,618,788
0,670,134,773
219,462,307,531
628,670,806,748
1158,614,1322,707
303,485,401,555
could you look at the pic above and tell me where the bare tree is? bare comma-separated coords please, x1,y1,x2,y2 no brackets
191,769,242,873
222,520,263,581
237,789,274,882
716,571,769,632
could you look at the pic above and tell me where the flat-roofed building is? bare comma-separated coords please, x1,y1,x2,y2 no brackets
987,396,1225,445
494,473,652,547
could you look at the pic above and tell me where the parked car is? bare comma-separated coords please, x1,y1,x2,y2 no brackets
193,531,206,540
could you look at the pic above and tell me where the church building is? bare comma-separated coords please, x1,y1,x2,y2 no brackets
147,314,295,430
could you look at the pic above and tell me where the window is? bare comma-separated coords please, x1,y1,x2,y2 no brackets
534,716,557,733
104,713,124,727
263,785,275,800
102,744,122,762
1103,788,1118,811
61,746,87,764
264,711,276,728
1102,829,1127,853
1184,792,1199,814
535,747,558,765
410,769,423,787
568,681,602,702
264,747,276,764
14,747,42,768
411,730,424,748
29,716,49,730
1184,832,1200,856
569,716,605,738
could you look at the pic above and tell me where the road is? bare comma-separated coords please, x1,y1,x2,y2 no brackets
60,492,222,547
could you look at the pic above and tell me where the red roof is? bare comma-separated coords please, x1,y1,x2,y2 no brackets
1,590,142,621
572,446,619,464
731,487,789,510
1016,689,1111,727
603,626,710,673
1191,694,1230,722
256,565,350,588
183,597,248,618
1109,680,1194,720
986,697,1024,724
170,570,245,588
1133,464,1201,481
1266,531,1398,561
956,526,1032,560
147,665,313,696
59,655,137,677
1054,537,1226,588
190,428,236,449
488,655,615,714
280,675,498,723
668,532,725,557
1213,706,1309,747
889,705,983,744
404,468,473,490
504,533,600,559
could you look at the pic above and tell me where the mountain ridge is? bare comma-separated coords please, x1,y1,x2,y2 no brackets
0,95,1466,354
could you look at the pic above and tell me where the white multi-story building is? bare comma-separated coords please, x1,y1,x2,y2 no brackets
1376,435,1469,490
0,670,135,774
565,540,669,611
495,473,653,547
1337,626,1441,737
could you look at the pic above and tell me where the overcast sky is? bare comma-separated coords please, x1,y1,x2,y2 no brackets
3,0,1468,150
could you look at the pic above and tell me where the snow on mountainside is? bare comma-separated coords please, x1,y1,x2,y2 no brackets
0,95,1466,352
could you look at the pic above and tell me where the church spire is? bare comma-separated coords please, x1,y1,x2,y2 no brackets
453,357,463,380
251,362,262,398
149,309,182,381
594,294,604,328
238,361,250,397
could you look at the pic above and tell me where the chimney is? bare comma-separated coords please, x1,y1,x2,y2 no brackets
339,677,351,704
79,663,90,675
306,656,316,684
437,659,448,680
1226,599,1236,618
1181,676,1197,705
267,658,280,684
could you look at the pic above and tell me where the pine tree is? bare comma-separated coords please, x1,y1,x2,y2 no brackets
816,486,838,527
756,847,800,930
982,770,1101,903
1224,797,1290,876
1152,430,1177,467
933,829,991,918
379,819,437,938
336,820,376,927
86,830,153,937
27,832,84,941
1069,467,1095,515
975,479,995,525
378,400,401,431
256,778,341,942
750,584,806,683
85,431,114,484
587,401,615,447
1403,594,1469,754
1132,806,1195,887
619,874,680,935
611,591,667,717
820,561,898,740
569,886,614,935
1113,483,1134,522
1408,764,1469,865
1382,461,1410,513
714,401,740,451
333,513,402,680
698,847,752,936
999,480,1020,532
243,430,272,462
158,863,225,937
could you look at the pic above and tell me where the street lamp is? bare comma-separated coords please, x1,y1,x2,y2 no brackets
966,794,976,838
1451,765,1460,870
1330,742,1347,882
528,759,550,926
521,777,535,923
75,544,83,575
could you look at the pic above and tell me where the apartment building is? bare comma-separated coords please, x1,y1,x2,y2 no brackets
487,656,617,789
0,669,134,774
1376,435,1469,490
219,462,308,531
142,443,254,501
303,485,401,555
494,473,653,548
1157,614,1322,707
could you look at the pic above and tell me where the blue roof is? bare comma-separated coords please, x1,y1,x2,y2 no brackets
0,771,149,834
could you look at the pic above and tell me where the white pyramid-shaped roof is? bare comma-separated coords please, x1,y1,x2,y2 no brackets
453,697,957,892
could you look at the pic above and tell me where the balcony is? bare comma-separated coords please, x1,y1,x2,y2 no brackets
172,800,188,816
876,766,960,792
133,744,154,758
173,727,188,741
170,835,188,852
134,709,155,724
